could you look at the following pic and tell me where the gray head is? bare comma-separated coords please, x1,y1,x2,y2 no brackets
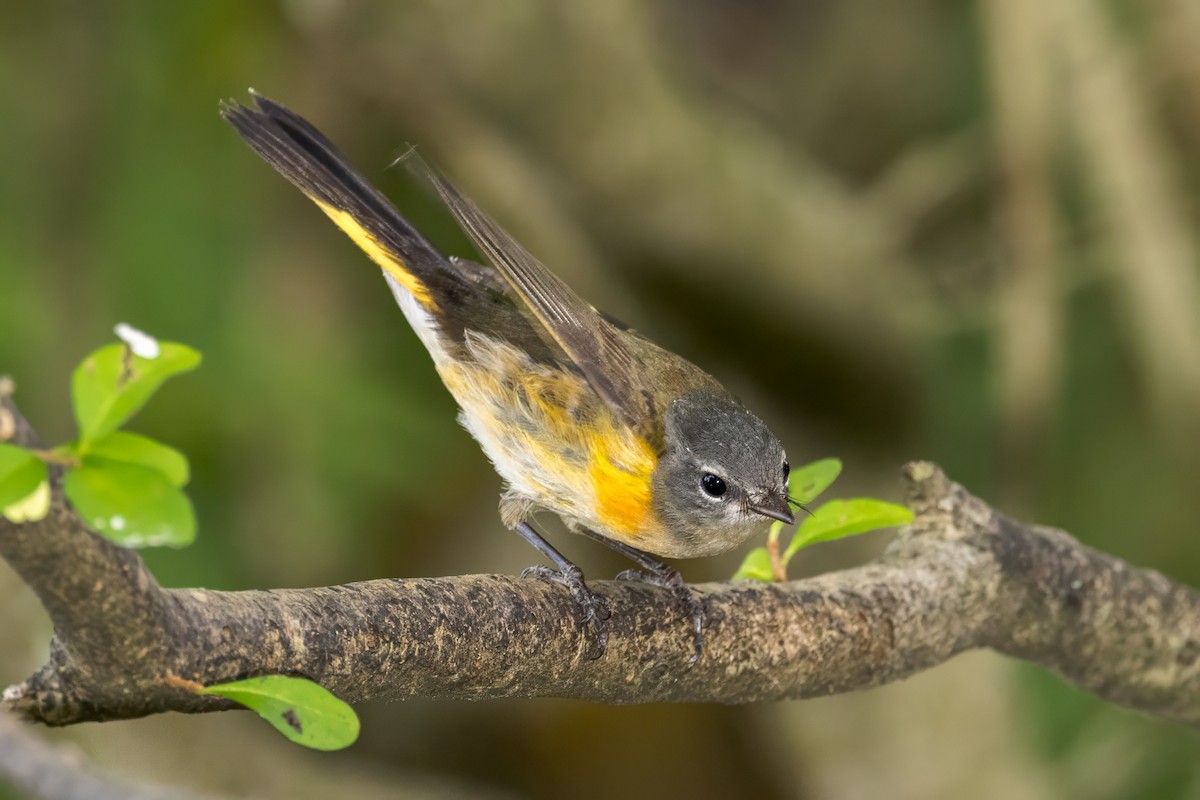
650,390,792,557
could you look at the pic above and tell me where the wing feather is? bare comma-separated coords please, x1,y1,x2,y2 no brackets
405,153,650,433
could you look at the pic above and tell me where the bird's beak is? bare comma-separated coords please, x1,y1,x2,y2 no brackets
749,493,795,525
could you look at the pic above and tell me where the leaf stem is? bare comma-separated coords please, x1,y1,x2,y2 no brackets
29,449,80,468
163,672,205,694
766,521,788,582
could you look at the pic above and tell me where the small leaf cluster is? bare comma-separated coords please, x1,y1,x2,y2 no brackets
733,458,914,582
0,335,200,546
2,330,362,750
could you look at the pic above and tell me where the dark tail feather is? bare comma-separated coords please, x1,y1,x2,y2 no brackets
220,92,447,310
220,93,569,363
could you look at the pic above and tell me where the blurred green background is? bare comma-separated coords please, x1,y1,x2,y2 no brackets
2,1,1199,798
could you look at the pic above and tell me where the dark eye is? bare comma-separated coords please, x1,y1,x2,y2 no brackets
701,473,727,497
782,460,790,480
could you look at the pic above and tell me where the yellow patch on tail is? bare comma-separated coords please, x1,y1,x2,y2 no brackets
313,200,438,311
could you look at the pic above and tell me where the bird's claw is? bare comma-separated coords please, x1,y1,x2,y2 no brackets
523,564,611,658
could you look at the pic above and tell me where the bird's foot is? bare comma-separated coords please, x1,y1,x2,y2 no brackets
523,564,611,658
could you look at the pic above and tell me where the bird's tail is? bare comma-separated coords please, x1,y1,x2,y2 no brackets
221,92,448,315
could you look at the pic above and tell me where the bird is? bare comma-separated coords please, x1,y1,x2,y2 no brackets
221,92,794,661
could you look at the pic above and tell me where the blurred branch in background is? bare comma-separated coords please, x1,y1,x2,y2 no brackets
0,713,215,800
1054,0,1200,437
1148,0,1200,140
330,2,928,417
0,679,517,800
982,0,1062,493
981,0,1200,475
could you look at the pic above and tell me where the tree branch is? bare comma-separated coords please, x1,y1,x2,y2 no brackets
2,394,1198,727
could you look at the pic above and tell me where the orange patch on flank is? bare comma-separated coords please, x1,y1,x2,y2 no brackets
438,340,661,540
313,200,439,311
588,429,660,540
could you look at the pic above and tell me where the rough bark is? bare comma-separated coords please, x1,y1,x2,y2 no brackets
2,395,1198,728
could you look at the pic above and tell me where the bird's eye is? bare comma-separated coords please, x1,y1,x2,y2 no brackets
700,473,727,498
782,460,790,480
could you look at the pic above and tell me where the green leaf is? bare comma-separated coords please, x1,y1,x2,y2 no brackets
71,342,201,443
64,461,196,547
200,676,360,751
784,498,913,561
732,547,775,582
4,479,50,523
0,444,48,510
83,431,189,487
789,458,842,506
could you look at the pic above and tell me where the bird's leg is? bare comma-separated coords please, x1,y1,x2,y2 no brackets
512,521,610,658
577,528,706,664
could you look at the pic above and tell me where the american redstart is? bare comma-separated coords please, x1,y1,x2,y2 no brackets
222,93,795,660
